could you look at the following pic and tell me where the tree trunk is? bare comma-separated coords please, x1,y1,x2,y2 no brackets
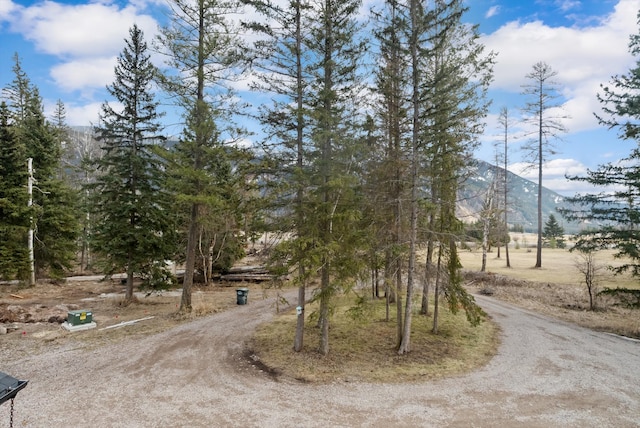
421,273,430,317
399,159,417,354
535,80,544,268
395,262,403,348
385,251,391,321
535,149,543,268
319,261,330,355
180,203,199,312
294,268,305,352
421,215,435,316
293,0,305,353
398,54,420,354
432,245,442,334
481,211,490,272
125,251,135,303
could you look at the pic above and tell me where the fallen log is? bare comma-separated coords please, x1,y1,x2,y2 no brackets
220,273,275,282
226,265,269,274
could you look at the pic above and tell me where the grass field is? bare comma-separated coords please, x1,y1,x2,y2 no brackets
458,235,640,339
458,234,639,290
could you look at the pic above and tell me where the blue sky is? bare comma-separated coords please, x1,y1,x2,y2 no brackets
1,0,639,196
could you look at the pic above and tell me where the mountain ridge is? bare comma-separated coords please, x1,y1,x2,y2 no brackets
458,159,580,234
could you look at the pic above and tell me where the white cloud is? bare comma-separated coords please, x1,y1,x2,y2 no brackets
485,6,500,19
510,158,585,178
542,158,587,177
0,0,18,21
483,17,634,92
556,0,581,12
14,2,158,58
3,0,161,102
482,0,640,147
508,158,593,195
50,57,117,93
47,101,103,127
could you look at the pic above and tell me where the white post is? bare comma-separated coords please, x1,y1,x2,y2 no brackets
28,158,35,286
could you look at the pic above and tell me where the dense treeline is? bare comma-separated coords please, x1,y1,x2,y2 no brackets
4,0,639,355
1,55,77,284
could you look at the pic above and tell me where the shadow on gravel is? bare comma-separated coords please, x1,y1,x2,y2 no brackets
243,349,282,381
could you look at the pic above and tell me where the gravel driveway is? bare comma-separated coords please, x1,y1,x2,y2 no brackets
2,293,640,427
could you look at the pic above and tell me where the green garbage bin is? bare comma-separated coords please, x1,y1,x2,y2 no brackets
236,288,249,305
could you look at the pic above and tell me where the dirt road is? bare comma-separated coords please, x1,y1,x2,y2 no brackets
2,293,640,427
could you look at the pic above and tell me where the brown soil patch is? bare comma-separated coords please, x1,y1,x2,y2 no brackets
0,276,264,362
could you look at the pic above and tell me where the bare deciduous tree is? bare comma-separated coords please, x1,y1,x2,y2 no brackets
574,250,603,310
520,61,568,268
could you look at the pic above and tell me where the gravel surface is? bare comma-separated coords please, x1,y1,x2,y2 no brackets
2,293,640,427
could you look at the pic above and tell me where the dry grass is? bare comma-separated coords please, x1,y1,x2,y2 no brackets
0,280,247,359
459,244,640,339
249,293,499,384
459,241,638,289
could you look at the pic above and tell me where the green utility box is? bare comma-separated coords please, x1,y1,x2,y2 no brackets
67,310,93,326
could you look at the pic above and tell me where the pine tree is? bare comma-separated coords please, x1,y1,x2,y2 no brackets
0,102,30,280
242,0,315,352
304,0,368,356
3,55,78,281
156,0,248,312
561,11,640,278
543,213,565,248
91,25,176,301
371,0,412,347
62,127,102,272
400,0,492,346
51,99,72,177
244,0,367,355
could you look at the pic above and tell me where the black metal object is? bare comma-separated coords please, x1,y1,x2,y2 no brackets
0,372,28,406
236,288,249,305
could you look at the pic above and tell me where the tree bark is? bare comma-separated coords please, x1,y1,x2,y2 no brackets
180,203,199,312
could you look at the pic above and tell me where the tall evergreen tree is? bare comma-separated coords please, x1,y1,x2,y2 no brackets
51,99,72,178
305,0,368,356
543,213,565,248
416,0,494,335
3,55,78,281
156,0,248,312
242,0,315,352
520,61,567,268
561,11,640,279
370,0,411,341
0,102,30,280
63,127,102,272
398,0,425,354
91,25,176,302
3,53,30,123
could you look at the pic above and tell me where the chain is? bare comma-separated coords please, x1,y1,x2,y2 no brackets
9,398,14,428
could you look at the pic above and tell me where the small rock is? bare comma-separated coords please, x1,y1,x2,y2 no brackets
0,326,6,334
